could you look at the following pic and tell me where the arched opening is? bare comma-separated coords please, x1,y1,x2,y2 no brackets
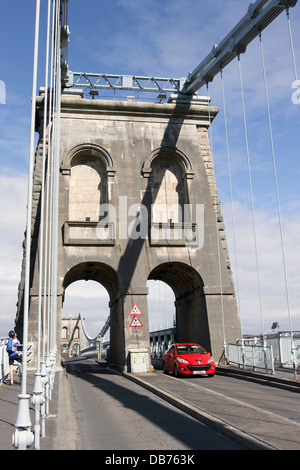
150,156,185,224
148,262,211,353
147,280,175,331
62,280,110,338
62,262,123,364
142,149,196,246
147,279,176,362
69,154,107,222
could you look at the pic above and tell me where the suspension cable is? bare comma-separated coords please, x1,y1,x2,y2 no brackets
259,31,297,379
43,0,56,363
37,0,52,373
206,83,227,365
50,0,62,354
220,69,244,368
237,55,269,372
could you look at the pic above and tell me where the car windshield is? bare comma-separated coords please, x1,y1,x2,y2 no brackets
176,345,206,355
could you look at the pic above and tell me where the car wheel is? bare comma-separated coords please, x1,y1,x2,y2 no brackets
207,374,215,378
163,362,169,374
174,364,180,378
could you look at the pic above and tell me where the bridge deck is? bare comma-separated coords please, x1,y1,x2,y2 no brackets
0,362,299,450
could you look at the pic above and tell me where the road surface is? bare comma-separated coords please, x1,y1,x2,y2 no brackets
63,358,243,450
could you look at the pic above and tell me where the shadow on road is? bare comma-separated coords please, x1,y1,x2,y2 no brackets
63,358,240,450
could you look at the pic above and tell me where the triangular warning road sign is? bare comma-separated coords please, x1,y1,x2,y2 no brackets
130,316,143,327
129,304,142,315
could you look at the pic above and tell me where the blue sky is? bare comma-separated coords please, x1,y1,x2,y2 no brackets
0,0,299,338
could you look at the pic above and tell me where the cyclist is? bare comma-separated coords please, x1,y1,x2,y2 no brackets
7,330,22,385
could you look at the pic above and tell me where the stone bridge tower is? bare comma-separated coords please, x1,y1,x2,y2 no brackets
15,90,241,371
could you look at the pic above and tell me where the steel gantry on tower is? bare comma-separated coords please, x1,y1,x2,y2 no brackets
60,0,298,97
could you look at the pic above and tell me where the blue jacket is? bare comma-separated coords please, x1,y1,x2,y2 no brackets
7,338,18,357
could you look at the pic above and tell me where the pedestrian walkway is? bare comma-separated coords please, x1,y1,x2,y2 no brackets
0,369,69,451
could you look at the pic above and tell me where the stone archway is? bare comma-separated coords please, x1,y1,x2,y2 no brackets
148,262,211,352
62,261,124,366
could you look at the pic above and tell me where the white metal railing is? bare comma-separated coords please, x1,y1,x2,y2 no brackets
278,333,300,369
228,343,274,373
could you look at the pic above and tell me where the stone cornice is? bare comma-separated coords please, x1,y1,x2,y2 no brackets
35,94,219,129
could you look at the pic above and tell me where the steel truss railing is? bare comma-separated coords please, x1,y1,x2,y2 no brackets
64,71,185,95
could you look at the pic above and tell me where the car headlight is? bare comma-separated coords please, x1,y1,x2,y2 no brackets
177,358,189,364
207,357,214,363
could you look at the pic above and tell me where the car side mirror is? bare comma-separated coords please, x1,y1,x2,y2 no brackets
168,353,173,357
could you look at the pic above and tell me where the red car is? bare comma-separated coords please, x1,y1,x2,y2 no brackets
163,343,215,377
